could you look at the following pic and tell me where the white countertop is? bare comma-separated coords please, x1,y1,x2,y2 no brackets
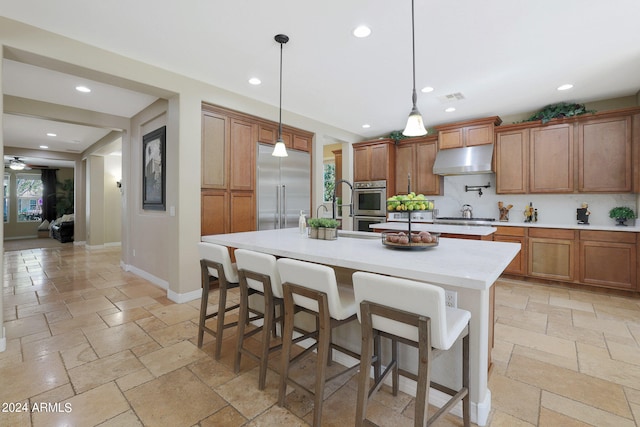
202,228,520,291
492,220,640,232
370,222,496,236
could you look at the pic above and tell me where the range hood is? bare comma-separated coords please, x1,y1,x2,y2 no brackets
432,144,494,175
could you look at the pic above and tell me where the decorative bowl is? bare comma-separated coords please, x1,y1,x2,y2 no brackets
381,231,439,250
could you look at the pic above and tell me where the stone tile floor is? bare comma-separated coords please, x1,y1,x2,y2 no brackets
1,245,639,426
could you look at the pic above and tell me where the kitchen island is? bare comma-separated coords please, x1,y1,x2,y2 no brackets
202,228,519,426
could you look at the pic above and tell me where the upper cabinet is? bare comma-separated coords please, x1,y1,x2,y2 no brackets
578,115,631,192
257,122,312,152
395,136,442,195
495,107,640,194
435,116,502,150
353,139,396,189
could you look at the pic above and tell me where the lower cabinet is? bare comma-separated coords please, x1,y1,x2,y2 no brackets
201,190,255,235
493,227,527,276
579,231,637,291
527,228,576,281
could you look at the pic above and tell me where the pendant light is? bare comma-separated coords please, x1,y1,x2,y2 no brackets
402,0,427,137
272,34,289,157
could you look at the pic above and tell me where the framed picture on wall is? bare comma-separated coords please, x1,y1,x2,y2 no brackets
142,126,166,211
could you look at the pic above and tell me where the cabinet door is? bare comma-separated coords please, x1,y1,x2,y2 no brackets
466,123,494,146
395,144,414,194
201,111,228,189
293,133,311,152
415,140,441,195
578,116,631,192
229,118,256,191
201,190,229,235
528,237,575,281
580,240,636,290
369,144,389,181
530,124,574,193
230,191,256,233
354,146,371,182
258,123,277,144
438,128,463,150
496,129,528,194
494,235,526,275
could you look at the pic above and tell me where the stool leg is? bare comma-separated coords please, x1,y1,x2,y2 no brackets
355,302,374,427
391,337,399,396
462,332,470,427
215,278,228,360
258,289,274,390
197,261,211,348
278,288,295,407
313,301,331,427
415,318,431,427
234,276,249,373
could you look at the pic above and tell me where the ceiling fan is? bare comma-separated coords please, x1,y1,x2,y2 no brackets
8,156,29,170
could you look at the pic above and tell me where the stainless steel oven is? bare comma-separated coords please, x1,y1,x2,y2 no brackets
353,215,386,232
353,180,387,217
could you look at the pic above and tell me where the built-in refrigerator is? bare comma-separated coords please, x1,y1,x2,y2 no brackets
257,143,310,230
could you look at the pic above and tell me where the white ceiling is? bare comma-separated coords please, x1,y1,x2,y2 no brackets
2,0,640,160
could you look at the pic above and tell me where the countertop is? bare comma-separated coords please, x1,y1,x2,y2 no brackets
376,220,640,233
202,228,520,291
491,221,640,232
370,222,496,236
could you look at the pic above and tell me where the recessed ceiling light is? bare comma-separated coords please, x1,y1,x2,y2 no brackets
75,85,91,93
248,77,261,85
362,124,371,129
421,86,434,93
445,107,456,113
40,145,49,149
46,133,56,137
353,25,371,38
557,84,573,91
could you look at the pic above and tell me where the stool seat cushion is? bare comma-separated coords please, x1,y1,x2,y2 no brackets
198,242,239,283
277,258,357,321
234,249,283,298
352,272,470,350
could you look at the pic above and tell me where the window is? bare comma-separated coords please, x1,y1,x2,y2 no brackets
16,174,43,222
3,174,9,223
323,161,335,202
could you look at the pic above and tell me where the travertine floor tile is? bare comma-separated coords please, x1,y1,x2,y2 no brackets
138,340,205,377
541,391,636,427
148,303,199,325
84,322,153,357
494,323,576,359
4,313,49,339
488,372,540,424
0,352,68,402
577,342,640,389
125,367,226,426
215,367,281,419
67,349,144,393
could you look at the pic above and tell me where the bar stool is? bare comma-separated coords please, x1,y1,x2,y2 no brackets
233,249,284,390
352,271,471,427
197,242,241,360
276,258,361,427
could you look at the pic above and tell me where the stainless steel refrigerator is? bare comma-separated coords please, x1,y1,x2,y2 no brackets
257,143,311,230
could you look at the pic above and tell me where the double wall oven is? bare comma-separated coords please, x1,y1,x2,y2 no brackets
353,180,387,232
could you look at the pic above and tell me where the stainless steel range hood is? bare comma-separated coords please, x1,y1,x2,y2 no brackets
432,144,494,175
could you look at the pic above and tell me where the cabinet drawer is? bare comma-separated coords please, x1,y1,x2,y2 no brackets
528,228,576,240
579,230,636,244
495,226,526,237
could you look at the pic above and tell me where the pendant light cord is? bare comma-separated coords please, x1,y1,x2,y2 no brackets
411,0,417,108
278,40,283,139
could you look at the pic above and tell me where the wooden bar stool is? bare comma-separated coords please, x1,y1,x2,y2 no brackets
276,258,361,427
197,242,241,360
352,271,471,427
233,249,284,390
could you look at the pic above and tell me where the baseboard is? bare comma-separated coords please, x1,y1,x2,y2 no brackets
0,327,6,353
123,263,169,291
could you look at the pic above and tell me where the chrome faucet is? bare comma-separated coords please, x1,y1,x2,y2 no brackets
316,204,328,218
332,179,354,219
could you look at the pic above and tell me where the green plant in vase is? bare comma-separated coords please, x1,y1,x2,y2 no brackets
609,206,636,226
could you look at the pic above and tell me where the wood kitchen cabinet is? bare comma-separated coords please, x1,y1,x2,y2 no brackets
529,123,574,193
578,115,632,192
353,139,395,189
395,135,442,195
528,228,576,281
201,110,228,189
579,230,637,291
495,128,529,194
493,227,527,276
435,116,502,150
257,122,312,152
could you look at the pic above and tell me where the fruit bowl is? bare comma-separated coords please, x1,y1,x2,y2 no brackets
381,231,439,250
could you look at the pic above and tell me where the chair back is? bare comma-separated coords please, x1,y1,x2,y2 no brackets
197,242,239,283
353,271,469,350
277,258,352,320
234,249,283,298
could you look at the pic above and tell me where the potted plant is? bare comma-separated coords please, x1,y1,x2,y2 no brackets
321,218,340,240
307,218,321,239
609,206,636,226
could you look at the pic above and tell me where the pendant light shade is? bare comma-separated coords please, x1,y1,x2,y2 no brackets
272,34,289,157
402,0,427,137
